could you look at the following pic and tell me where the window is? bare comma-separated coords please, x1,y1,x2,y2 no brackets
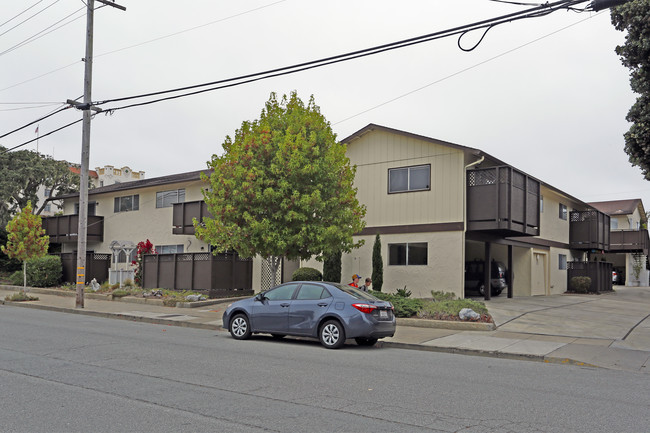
559,254,567,270
74,202,97,216
156,188,185,208
156,244,184,254
44,188,52,198
114,195,139,212
611,218,618,230
559,203,567,220
296,284,331,300
44,203,51,212
540,195,544,213
388,242,428,266
265,283,299,300
388,165,430,193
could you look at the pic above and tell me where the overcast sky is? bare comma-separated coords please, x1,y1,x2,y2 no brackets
1,0,646,211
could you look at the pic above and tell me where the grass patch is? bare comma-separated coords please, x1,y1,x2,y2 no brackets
5,292,39,302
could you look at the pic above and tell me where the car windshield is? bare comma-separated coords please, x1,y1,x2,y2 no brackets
330,283,382,301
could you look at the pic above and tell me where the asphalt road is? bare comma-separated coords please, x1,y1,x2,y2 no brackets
0,306,648,433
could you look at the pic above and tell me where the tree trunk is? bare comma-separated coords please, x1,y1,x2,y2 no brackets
267,256,282,287
22,260,26,291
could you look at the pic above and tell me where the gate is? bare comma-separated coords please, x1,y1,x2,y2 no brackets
59,252,111,284
567,261,612,293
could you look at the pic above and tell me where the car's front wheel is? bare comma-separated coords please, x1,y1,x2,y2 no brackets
319,320,345,349
229,313,251,340
477,283,485,296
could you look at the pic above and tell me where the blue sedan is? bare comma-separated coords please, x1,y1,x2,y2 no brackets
222,281,396,349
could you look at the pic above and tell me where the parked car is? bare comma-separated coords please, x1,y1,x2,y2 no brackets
464,260,507,296
612,267,625,285
222,281,396,349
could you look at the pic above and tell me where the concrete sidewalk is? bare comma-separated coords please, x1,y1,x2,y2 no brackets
2,285,649,373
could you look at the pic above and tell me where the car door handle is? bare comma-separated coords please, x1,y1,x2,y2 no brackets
280,303,290,307
317,303,328,307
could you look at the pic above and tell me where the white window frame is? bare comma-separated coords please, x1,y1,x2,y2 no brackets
559,254,567,270
114,195,139,213
388,165,431,194
156,188,186,208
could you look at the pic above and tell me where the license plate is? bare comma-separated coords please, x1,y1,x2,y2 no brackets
379,310,388,319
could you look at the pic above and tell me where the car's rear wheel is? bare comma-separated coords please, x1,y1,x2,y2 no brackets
319,320,345,349
355,337,378,346
477,283,485,296
229,313,251,340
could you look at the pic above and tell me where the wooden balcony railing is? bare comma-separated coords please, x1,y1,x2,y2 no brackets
466,166,540,236
172,200,212,235
42,215,104,243
609,229,650,255
569,210,610,250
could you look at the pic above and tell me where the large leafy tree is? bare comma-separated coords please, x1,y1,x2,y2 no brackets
2,201,49,288
611,0,650,179
0,147,83,227
196,91,366,280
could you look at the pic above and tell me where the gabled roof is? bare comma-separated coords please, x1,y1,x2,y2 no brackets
341,123,591,209
589,199,646,219
56,169,211,200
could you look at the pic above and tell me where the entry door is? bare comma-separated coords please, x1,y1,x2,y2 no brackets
531,252,547,296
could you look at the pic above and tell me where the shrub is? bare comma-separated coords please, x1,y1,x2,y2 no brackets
292,267,322,281
8,256,61,287
122,278,135,288
370,290,423,317
570,276,591,293
371,234,383,291
430,290,456,302
396,287,412,298
111,289,130,298
25,255,62,287
322,251,342,283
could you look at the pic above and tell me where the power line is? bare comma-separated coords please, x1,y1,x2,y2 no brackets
0,0,287,95
97,0,588,112
0,0,46,30
0,6,85,57
0,105,70,140
1,117,82,153
0,0,61,38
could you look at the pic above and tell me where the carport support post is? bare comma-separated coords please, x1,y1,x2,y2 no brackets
508,244,513,298
484,242,491,301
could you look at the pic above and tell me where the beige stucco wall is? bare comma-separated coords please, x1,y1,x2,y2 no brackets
346,129,465,226
61,180,210,256
304,231,465,299
539,187,582,243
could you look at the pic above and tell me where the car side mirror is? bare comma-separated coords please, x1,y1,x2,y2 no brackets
255,293,267,302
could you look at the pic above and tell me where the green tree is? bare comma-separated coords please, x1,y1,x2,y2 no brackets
611,0,650,179
371,234,384,291
1,201,49,288
322,250,342,283
196,91,366,280
0,147,83,227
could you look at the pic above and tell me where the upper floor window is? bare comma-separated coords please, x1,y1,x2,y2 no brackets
156,188,185,208
388,165,430,193
114,194,139,213
540,195,544,213
611,218,619,230
388,242,428,266
44,188,52,198
74,202,97,216
559,203,567,220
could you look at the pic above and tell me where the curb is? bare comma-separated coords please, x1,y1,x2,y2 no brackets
3,301,221,331
396,317,495,331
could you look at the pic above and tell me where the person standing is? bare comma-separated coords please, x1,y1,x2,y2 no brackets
361,277,372,292
349,274,360,288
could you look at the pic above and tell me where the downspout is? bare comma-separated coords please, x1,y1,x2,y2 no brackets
462,155,485,298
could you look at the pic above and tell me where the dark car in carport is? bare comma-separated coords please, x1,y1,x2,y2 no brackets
465,260,508,296
222,281,396,349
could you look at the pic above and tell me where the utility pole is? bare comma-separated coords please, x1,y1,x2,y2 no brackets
72,0,125,308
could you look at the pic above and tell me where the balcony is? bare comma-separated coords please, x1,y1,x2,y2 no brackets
42,215,104,243
609,229,650,255
172,200,212,235
569,210,610,250
466,166,540,237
